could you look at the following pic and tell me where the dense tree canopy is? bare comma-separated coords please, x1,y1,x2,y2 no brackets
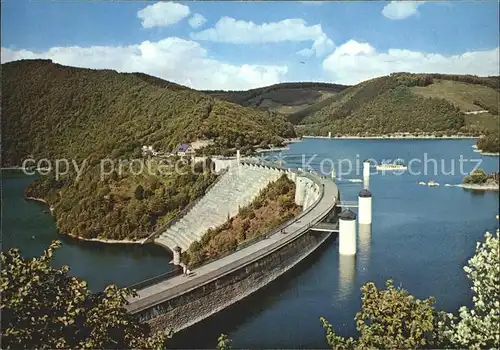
0,241,166,349
477,133,500,153
297,73,499,139
2,60,295,166
451,230,500,348
462,168,499,185
2,59,297,241
321,280,452,349
24,160,218,240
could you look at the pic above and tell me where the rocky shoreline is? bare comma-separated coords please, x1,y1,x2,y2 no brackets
256,146,290,153
457,184,500,191
24,196,145,245
66,234,146,245
25,196,54,212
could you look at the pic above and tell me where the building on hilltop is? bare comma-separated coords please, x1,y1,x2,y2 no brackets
173,143,195,157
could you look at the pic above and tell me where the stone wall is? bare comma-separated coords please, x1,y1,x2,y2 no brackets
136,229,332,333
294,175,321,210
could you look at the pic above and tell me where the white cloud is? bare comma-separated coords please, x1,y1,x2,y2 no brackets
1,38,288,90
191,17,333,57
382,1,426,20
188,13,207,29
137,2,190,28
322,39,500,85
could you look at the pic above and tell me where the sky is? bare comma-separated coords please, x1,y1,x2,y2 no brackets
1,0,499,90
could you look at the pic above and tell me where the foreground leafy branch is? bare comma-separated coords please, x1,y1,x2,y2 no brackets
0,241,166,349
451,230,500,348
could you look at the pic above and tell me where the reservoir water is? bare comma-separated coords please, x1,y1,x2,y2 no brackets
2,173,175,291
3,139,499,348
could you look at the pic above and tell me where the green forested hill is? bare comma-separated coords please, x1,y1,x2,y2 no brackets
296,73,499,150
2,59,295,166
1,59,296,241
126,72,192,91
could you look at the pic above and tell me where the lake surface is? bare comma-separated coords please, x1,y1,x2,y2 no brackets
3,139,499,347
169,139,499,348
2,172,174,291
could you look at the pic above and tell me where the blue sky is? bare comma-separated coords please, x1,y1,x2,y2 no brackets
2,0,499,89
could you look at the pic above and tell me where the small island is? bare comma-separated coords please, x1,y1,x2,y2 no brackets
460,169,499,191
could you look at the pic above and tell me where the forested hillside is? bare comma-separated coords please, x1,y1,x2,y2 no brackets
2,60,295,166
2,59,296,240
204,82,348,119
296,73,500,151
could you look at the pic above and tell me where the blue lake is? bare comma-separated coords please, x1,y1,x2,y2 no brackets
3,139,499,348
2,172,174,291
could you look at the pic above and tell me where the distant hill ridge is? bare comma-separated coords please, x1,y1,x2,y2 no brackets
203,82,349,121
293,72,499,146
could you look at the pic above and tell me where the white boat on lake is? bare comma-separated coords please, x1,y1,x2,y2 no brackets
376,163,407,171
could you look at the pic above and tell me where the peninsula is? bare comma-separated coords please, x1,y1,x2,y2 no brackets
460,169,500,191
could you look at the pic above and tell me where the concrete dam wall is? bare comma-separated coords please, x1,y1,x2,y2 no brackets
138,229,331,333
127,166,339,334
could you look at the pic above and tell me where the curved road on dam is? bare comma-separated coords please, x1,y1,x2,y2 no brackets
126,172,339,316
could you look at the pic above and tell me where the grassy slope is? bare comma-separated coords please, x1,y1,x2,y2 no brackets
2,59,296,240
298,73,499,139
411,79,499,144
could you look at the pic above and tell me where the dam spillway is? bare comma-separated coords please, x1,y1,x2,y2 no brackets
155,162,321,252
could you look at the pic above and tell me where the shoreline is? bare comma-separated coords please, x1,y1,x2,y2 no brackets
479,151,500,156
471,145,499,156
456,184,500,191
66,234,146,245
256,146,290,153
25,196,50,205
283,138,302,144
24,196,146,245
302,135,478,140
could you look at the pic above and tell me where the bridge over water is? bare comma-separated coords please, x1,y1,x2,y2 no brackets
126,167,341,333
